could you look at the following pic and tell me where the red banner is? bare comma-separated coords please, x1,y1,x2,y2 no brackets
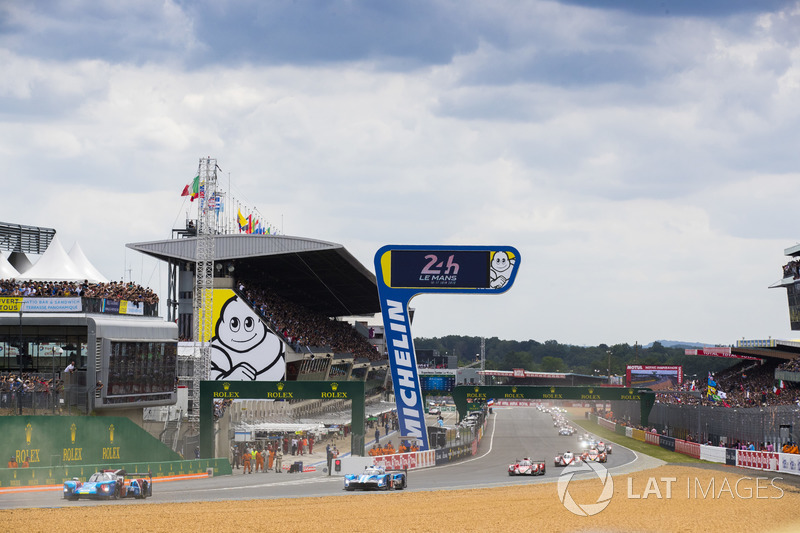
685,348,760,361
737,450,779,471
675,439,700,459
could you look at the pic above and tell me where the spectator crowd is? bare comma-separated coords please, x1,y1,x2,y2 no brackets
652,358,800,409
238,283,381,361
0,372,64,412
0,279,158,304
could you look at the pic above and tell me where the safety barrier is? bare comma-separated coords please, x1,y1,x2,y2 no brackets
373,450,436,470
585,413,800,476
699,445,726,463
737,450,779,471
0,458,232,489
644,431,660,446
597,417,616,431
676,439,701,459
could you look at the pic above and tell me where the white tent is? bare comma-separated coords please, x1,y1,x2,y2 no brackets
8,251,33,274
17,235,87,282
68,242,109,284
0,254,20,279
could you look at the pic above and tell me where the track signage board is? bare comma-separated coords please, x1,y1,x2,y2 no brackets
451,385,656,426
374,245,521,451
199,380,365,459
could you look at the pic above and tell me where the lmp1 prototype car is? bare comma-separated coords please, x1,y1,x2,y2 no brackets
508,458,546,476
581,447,608,463
554,451,581,467
63,469,152,500
344,465,407,491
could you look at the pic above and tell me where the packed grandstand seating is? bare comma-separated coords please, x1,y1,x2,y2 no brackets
778,357,800,373
654,357,800,408
783,259,800,279
238,282,382,362
0,279,159,304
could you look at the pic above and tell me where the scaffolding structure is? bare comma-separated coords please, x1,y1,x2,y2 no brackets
190,157,217,424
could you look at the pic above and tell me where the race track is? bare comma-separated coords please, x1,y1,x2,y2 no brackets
0,407,637,509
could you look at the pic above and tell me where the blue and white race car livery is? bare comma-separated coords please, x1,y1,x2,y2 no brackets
63,469,152,500
343,465,406,491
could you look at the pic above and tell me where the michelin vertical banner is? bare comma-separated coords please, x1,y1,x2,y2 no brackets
374,245,520,451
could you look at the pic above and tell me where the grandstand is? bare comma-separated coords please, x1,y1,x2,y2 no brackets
0,220,178,418
127,229,389,398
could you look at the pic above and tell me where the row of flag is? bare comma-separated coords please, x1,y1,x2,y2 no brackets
181,177,276,234
237,209,274,235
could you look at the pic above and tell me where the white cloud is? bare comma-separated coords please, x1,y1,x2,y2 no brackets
3,1,800,346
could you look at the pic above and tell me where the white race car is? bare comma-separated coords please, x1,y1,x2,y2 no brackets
596,441,612,454
554,450,581,467
581,447,607,463
508,458,546,476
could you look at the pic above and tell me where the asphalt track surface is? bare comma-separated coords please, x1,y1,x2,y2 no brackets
1,407,638,510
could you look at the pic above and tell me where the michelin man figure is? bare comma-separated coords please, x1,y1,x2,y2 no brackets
210,295,285,381
489,250,516,289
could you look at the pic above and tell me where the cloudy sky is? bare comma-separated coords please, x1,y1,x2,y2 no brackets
3,0,800,347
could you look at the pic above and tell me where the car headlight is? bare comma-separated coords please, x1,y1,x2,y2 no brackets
344,479,350,486
101,485,110,492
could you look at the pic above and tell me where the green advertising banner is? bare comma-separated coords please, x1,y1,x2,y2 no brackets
0,416,182,469
200,380,365,458
451,385,655,426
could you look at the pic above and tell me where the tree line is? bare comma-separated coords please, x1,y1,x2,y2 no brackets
413,335,733,380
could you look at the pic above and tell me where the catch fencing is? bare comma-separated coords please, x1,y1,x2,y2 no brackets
609,400,800,447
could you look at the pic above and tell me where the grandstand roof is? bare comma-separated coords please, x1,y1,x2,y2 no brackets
732,343,800,361
689,341,800,361
126,234,380,317
0,254,20,278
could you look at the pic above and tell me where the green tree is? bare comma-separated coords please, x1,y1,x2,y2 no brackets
540,356,566,372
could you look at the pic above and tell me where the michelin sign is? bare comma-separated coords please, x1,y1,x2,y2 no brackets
374,245,520,451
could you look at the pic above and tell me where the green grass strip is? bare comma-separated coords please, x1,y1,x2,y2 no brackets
570,418,709,464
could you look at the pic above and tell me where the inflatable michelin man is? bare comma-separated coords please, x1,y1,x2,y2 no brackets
490,250,516,289
210,296,285,381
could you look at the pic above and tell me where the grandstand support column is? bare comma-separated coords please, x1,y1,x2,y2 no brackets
191,157,218,426
480,337,486,386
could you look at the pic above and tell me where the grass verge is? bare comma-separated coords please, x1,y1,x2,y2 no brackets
570,417,708,464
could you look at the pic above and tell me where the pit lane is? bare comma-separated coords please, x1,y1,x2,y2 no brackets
0,407,640,509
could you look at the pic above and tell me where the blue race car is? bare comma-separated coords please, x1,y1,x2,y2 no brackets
63,469,152,500
343,465,406,491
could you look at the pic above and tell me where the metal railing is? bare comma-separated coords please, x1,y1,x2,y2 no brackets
609,400,800,447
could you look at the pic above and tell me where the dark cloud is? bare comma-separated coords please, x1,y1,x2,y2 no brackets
0,1,490,68
556,0,794,17
181,0,486,68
